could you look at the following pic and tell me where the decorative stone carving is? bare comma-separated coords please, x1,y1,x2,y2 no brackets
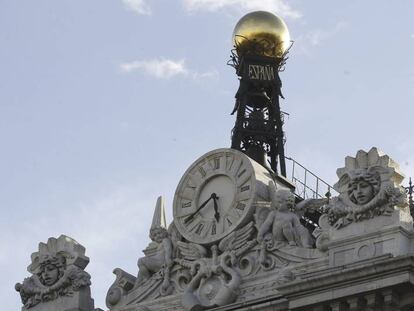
106,184,327,311
178,222,256,310
257,181,326,250
135,196,174,293
106,268,136,308
312,148,414,266
321,147,408,229
107,197,184,310
15,235,94,311
182,252,241,310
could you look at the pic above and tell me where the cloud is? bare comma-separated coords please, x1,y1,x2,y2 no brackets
183,0,301,19
120,58,188,79
191,69,219,80
294,21,348,55
120,58,219,81
122,0,152,15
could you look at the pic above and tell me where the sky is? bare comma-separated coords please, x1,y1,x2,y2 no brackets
1,0,414,310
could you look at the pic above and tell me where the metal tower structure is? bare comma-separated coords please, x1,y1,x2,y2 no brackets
227,11,291,177
229,39,289,177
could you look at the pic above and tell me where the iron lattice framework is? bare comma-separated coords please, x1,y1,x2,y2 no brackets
405,177,414,216
229,36,290,177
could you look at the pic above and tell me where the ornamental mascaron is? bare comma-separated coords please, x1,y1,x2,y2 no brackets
16,11,414,311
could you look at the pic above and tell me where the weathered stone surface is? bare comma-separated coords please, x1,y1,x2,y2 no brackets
105,150,328,311
278,255,414,310
20,290,94,311
310,148,414,269
104,147,414,311
15,235,95,311
257,182,322,249
321,147,409,231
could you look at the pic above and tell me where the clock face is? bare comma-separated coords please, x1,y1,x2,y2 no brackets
173,148,261,244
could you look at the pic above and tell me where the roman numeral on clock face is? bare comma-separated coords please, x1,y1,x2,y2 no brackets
235,202,246,211
184,217,196,229
198,166,206,177
211,223,216,235
226,217,233,227
182,201,192,208
229,158,243,177
213,157,220,170
195,223,204,235
240,185,250,192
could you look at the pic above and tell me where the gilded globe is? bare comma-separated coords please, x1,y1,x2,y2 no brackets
232,11,290,58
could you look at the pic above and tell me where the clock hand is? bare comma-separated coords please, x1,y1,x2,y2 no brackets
212,193,220,222
184,194,214,224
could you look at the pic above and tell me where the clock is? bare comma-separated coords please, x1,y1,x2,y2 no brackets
173,148,272,244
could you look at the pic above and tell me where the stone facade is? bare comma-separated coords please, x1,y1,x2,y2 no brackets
16,148,414,311
101,148,414,311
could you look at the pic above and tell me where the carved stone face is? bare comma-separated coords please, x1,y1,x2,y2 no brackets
40,264,60,286
350,180,375,205
153,234,163,244
150,227,168,243
275,190,295,211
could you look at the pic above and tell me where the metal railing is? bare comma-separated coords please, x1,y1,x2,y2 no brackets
285,156,337,200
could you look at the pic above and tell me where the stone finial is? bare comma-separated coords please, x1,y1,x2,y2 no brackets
151,196,167,231
15,235,94,311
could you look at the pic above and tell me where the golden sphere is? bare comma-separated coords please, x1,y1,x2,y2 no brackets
232,11,291,58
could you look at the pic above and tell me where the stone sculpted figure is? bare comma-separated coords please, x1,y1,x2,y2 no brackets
38,254,65,287
135,197,174,292
15,235,93,310
347,168,379,205
323,148,408,228
257,184,313,248
136,227,173,287
106,197,181,310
